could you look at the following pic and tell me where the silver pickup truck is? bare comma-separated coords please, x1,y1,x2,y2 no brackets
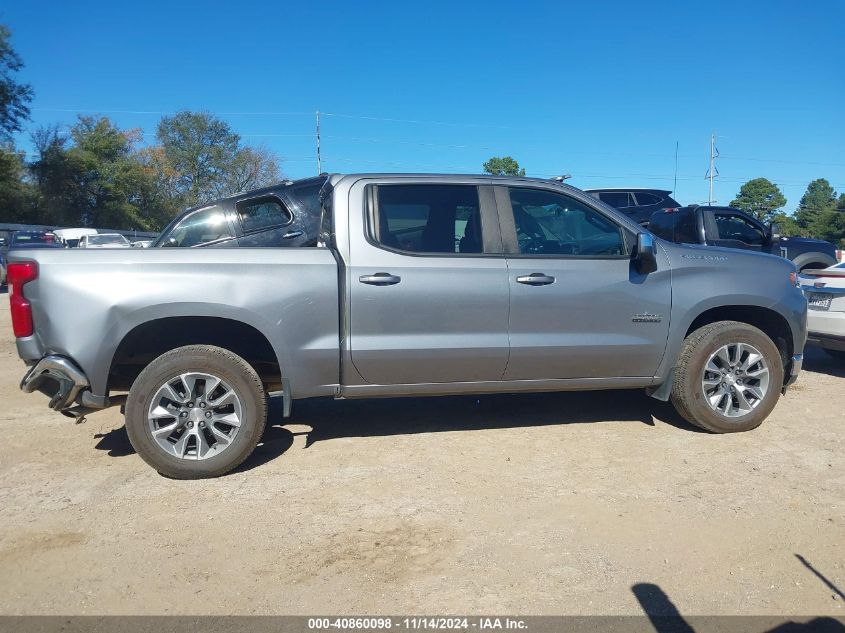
8,174,807,478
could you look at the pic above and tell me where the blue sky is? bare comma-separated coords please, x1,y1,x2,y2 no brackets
4,0,844,212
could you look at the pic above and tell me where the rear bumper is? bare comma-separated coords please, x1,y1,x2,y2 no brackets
20,355,107,411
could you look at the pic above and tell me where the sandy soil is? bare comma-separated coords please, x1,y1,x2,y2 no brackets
0,290,842,616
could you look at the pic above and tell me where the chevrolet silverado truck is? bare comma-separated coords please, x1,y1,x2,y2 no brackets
648,205,838,271
9,174,807,479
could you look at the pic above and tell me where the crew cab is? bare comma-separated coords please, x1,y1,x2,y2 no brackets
649,205,837,271
9,174,807,479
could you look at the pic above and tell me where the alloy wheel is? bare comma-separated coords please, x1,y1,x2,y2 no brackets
701,342,771,418
147,372,243,460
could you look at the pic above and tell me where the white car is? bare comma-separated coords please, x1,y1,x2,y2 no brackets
800,263,845,359
53,227,98,248
78,233,131,249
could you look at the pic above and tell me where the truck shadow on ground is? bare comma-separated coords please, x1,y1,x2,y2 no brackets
92,388,700,473
90,345,844,471
802,345,845,378
232,388,701,473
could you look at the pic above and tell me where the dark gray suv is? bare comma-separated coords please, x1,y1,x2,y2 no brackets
585,188,681,226
154,176,328,248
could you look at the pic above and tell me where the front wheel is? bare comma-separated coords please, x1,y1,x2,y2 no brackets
670,321,784,433
125,345,267,479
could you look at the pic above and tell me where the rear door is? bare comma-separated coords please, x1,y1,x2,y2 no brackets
498,185,671,380
346,179,510,385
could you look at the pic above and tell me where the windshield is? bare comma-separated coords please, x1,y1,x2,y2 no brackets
89,234,128,245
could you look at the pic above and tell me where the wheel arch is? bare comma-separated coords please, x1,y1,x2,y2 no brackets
684,305,794,369
792,251,836,271
650,301,799,402
105,311,285,394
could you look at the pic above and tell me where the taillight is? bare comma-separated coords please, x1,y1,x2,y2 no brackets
8,261,38,337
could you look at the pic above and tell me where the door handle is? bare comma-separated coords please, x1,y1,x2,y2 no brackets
282,230,304,240
516,273,555,286
359,272,402,286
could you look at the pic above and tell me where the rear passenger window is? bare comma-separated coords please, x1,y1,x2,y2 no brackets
373,185,482,254
649,210,698,244
599,192,634,208
633,192,661,206
237,196,291,233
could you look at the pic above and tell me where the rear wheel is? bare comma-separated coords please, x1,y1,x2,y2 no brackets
125,345,267,479
671,321,784,433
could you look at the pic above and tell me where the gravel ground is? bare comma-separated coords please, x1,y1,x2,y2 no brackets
0,291,842,616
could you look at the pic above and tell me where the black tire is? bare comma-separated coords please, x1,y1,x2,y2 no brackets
670,320,784,433
125,345,267,479
824,348,845,361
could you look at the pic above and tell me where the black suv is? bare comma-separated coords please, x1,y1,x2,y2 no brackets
154,176,328,248
585,188,681,225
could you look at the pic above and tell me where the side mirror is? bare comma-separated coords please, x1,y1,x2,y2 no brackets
0,238,6,247
634,232,658,274
769,222,782,240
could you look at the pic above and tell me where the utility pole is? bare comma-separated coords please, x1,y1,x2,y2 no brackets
705,133,719,205
673,140,679,196
316,110,322,175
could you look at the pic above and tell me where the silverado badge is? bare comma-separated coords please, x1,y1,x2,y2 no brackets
632,313,663,323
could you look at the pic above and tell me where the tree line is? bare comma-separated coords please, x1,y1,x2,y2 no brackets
483,156,845,247
0,26,280,231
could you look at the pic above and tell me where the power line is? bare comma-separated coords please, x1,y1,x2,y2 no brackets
139,132,313,138
720,155,845,168
320,111,516,130
319,157,845,188
27,107,845,169
33,108,313,116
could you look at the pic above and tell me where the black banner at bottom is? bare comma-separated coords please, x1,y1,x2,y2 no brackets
0,616,843,633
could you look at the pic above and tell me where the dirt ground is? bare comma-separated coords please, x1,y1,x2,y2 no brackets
0,291,842,617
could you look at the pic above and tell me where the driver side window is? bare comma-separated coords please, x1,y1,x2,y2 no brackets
715,213,765,246
509,188,626,256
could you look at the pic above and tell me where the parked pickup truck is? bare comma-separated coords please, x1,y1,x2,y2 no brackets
649,205,838,271
9,174,807,478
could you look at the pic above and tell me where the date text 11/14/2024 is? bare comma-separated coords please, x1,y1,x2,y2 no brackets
307,617,528,630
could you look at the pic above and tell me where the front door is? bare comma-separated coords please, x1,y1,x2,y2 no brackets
347,180,510,385
499,185,672,380
710,211,766,252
